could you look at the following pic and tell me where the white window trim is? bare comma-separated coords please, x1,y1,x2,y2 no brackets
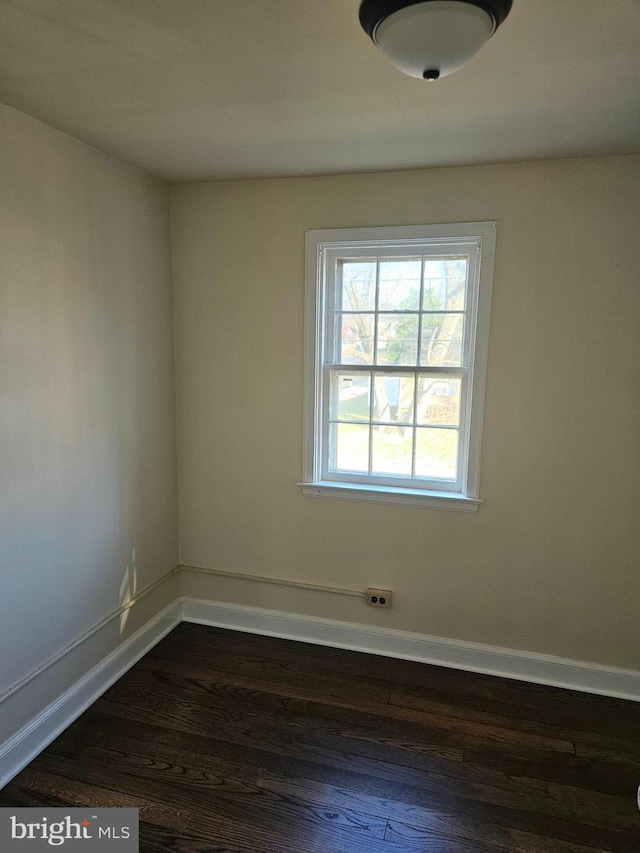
300,222,496,511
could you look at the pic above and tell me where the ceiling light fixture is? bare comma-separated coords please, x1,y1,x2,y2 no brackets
359,0,513,80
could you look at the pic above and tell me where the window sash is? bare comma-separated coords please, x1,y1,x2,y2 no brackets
321,366,469,491
327,245,478,370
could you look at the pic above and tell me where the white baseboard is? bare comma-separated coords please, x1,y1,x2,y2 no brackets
182,598,640,702
0,601,181,790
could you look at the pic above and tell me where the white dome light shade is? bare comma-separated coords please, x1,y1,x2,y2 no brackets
359,0,513,80
376,2,492,79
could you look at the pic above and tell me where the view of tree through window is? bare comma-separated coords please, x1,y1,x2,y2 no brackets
330,255,468,481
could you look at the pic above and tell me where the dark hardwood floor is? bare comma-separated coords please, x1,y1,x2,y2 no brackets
2,623,640,852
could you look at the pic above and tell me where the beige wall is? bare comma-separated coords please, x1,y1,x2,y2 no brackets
171,155,640,671
0,107,179,696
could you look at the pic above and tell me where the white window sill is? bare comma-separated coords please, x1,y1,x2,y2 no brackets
299,481,482,512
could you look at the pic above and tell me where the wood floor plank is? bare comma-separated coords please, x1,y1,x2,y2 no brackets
93,687,274,744
390,681,640,742
12,767,191,831
286,695,577,754
493,682,640,728
383,818,612,853
463,744,640,797
125,655,393,707
111,666,292,712
2,623,639,853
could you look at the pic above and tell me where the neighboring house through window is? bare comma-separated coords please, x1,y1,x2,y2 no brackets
301,222,496,511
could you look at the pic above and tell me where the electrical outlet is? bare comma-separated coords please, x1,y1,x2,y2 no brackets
366,588,392,608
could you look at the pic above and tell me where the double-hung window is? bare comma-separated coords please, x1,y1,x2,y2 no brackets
301,223,496,511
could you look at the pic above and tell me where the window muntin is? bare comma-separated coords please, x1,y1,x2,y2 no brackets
303,224,495,508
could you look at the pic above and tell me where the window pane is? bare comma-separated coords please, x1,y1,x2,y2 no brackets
415,428,458,480
376,314,419,365
340,314,374,364
416,375,461,426
373,374,415,424
332,423,370,473
340,260,376,311
420,314,464,366
423,258,467,311
330,371,371,423
379,258,421,310
372,426,413,477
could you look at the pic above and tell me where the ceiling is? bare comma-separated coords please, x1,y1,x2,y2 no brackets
1,0,639,182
